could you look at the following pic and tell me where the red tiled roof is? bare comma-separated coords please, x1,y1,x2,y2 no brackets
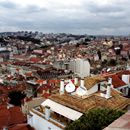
116,70,130,79
0,105,10,129
25,72,33,77
29,57,41,63
0,106,27,129
37,86,48,93
8,106,27,125
36,79,45,84
48,79,60,84
112,75,126,88
42,93,51,98
104,74,126,88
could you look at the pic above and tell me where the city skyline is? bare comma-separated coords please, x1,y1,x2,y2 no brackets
0,0,130,35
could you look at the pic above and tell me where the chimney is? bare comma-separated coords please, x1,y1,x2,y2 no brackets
80,79,84,87
105,85,111,99
60,79,64,95
108,77,112,85
45,106,51,120
122,75,129,84
74,77,78,85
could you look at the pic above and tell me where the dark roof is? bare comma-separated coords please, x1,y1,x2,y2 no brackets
0,50,10,53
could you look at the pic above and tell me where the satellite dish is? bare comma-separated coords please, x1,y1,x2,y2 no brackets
76,87,87,96
65,81,75,93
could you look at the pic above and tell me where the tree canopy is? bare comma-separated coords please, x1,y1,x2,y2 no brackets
65,108,124,130
8,90,26,106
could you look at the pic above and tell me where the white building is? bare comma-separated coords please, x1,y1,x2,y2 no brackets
12,46,18,54
0,56,3,62
28,99,83,130
69,58,90,78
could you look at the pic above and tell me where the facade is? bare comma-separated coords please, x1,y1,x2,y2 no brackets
69,58,90,78
28,110,63,130
53,58,90,78
28,99,82,130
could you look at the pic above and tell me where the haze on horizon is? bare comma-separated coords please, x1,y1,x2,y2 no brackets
0,0,130,35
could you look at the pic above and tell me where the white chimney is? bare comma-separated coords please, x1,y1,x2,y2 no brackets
108,77,112,85
60,79,64,95
80,79,84,87
105,85,111,99
45,106,51,120
74,77,78,85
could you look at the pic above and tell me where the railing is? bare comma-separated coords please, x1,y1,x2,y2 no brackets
31,107,66,128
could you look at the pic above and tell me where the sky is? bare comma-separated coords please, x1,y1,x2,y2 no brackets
0,0,130,35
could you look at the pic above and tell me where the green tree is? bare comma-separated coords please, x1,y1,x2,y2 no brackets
108,59,117,66
65,108,124,130
8,90,26,106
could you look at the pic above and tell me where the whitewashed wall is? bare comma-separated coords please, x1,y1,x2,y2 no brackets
87,84,98,95
28,111,63,130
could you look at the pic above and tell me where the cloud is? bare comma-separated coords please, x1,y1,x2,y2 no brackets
0,0,130,35
0,1,17,9
87,3,123,14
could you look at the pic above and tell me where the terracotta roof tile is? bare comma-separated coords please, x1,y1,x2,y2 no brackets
30,57,41,63
36,79,45,84
49,89,130,113
103,74,126,88
111,75,126,88
42,93,51,98
0,105,10,129
116,70,130,79
78,76,105,90
0,105,31,129
25,72,33,77
8,106,27,126
48,79,60,84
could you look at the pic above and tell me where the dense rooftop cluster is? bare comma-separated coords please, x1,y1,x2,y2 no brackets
0,32,130,130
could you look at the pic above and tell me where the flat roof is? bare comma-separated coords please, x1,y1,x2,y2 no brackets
41,99,83,121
